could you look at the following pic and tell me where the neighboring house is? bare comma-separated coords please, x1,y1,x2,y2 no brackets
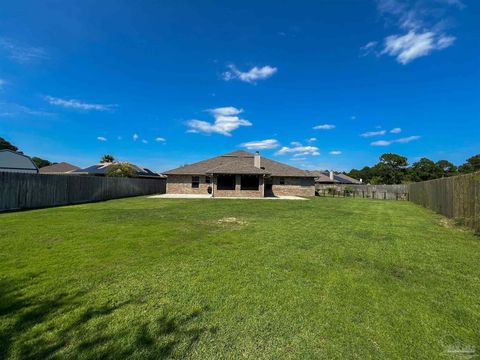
72,162,162,178
163,150,315,197
307,170,362,189
0,150,38,174
39,162,79,174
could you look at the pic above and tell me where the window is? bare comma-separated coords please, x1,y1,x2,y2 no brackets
279,178,285,185
217,175,236,190
301,178,313,186
205,176,211,184
241,175,259,190
192,176,199,188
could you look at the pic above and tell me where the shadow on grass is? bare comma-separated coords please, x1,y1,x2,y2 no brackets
0,277,216,359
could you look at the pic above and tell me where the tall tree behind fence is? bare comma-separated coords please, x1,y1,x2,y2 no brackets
316,184,409,200
408,172,480,233
0,172,166,211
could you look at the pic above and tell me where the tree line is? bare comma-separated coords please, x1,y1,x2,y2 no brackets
347,153,480,185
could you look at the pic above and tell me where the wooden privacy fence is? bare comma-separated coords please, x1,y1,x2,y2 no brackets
0,172,166,211
408,172,480,233
316,184,409,200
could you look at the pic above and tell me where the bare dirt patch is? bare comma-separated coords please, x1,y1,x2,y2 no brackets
217,217,247,226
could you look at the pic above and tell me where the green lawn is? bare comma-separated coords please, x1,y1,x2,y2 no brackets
1,197,479,359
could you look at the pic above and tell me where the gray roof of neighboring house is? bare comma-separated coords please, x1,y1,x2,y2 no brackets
164,150,314,177
39,162,79,174
0,149,39,173
307,170,361,184
72,162,162,177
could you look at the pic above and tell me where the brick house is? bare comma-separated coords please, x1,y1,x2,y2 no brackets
163,150,315,197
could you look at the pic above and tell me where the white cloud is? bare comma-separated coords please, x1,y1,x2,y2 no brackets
0,79,6,90
371,135,421,146
45,96,116,111
290,157,307,161
390,127,402,133
329,151,342,155
313,124,335,130
361,130,386,137
276,144,320,157
367,0,460,64
133,133,139,141
382,31,455,64
155,137,166,142
97,136,107,142
0,102,54,117
307,137,317,143
222,64,277,83
359,41,379,57
142,139,148,144
371,140,392,146
396,135,421,143
0,38,47,63
186,106,252,136
241,139,280,150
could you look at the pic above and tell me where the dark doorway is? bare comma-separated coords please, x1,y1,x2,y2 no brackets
217,175,236,190
264,176,273,197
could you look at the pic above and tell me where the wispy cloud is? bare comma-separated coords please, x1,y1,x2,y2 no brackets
0,79,6,90
0,38,47,63
313,124,335,130
222,64,277,84
329,150,342,155
0,102,54,117
359,41,378,57
45,96,117,111
382,31,455,64
186,106,252,136
362,0,461,64
361,130,386,137
155,137,166,142
241,139,280,150
390,127,402,133
142,139,148,144
133,133,139,141
276,143,320,157
97,136,107,142
371,135,421,146
307,137,317,143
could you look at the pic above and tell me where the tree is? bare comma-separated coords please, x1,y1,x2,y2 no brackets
435,160,457,177
0,137,18,151
101,154,115,163
458,154,480,174
407,158,437,182
376,153,408,184
31,157,52,169
105,163,136,177
466,154,480,170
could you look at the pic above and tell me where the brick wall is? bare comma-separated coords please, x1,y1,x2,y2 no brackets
271,177,315,197
166,175,212,195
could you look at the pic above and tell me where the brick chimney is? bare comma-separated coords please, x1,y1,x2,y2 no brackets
254,151,261,168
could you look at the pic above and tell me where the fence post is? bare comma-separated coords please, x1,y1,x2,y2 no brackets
384,192,386,200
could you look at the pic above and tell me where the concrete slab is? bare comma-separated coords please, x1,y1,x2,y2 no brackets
148,194,308,200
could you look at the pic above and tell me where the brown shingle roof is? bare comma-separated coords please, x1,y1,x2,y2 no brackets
39,162,79,173
164,150,313,177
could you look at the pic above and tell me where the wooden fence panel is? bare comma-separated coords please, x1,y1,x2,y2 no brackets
316,184,409,200
0,173,166,211
408,172,479,233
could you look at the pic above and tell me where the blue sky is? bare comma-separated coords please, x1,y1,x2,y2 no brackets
1,0,478,172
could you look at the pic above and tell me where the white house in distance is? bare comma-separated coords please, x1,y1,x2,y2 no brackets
0,150,38,174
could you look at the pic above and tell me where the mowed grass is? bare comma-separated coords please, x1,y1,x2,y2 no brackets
1,197,479,359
